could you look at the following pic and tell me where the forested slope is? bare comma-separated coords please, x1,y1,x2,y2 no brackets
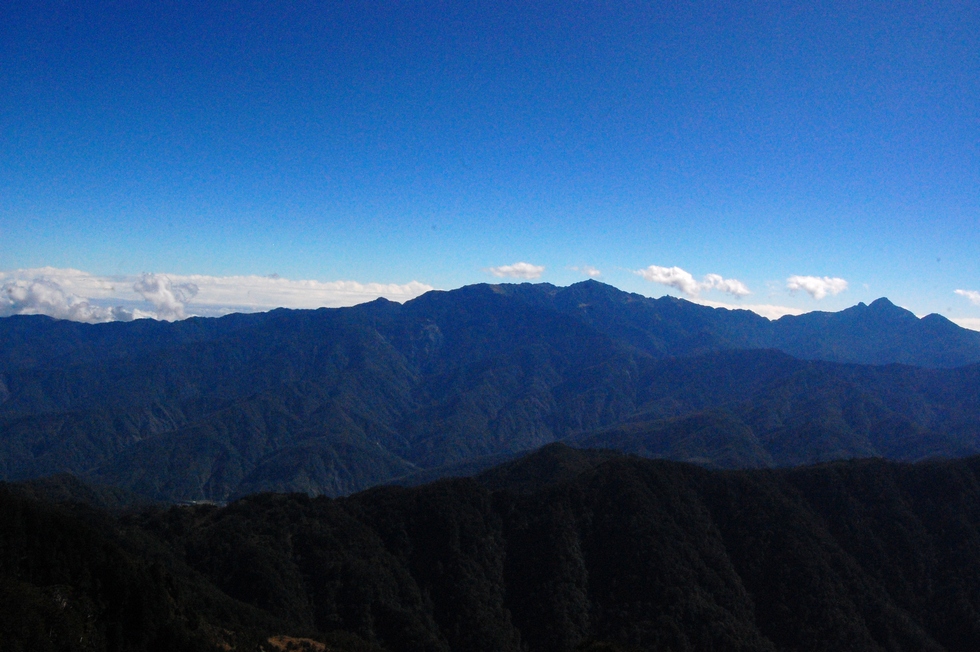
3,281,980,501
7,446,980,651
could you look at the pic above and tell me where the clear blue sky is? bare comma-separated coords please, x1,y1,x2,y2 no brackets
1,1,978,319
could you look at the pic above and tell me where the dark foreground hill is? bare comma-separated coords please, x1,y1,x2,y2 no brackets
6,446,980,651
3,281,980,502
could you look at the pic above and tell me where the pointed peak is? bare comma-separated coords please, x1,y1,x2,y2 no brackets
559,279,631,302
566,279,618,292
843,297,915,318
920,312,967,331
844,298,918,324
868,297,897,309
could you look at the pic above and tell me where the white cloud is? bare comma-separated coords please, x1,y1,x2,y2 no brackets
702,273,751,297
572,266,601,278
0,268,435,322
134,274,199,321
786,275,848,300
0,277,135,323
635,265,700,295
635,265,750,297
174,274,434,312
488,262,545,279
955,289,980,306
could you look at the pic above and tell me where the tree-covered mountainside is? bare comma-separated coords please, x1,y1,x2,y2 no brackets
7,447,980,651
3,281,980,501
0,477,384,652
495,281,980,367
576,349,980,468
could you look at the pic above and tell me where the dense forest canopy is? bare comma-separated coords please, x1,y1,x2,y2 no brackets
5,446,980,651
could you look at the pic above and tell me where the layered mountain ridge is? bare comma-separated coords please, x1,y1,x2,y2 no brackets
2,280,980,502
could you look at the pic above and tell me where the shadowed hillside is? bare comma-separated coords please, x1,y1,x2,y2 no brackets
7,447,980,651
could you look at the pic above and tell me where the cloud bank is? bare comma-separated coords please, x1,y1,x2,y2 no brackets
955,289,980,306
1,278,139,323
488,262,545,279
786,275,848,299
635,265,750,297
0,268,435,322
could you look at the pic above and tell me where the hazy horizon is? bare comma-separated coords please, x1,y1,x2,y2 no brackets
2,268,979,333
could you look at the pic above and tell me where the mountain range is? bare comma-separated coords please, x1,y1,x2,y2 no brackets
3,280,980,502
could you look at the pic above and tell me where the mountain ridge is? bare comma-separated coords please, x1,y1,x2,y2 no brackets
3,281,980,501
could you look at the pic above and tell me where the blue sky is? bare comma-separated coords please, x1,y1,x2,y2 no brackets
1,1,978,324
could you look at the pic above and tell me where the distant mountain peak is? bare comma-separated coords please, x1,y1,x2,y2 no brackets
825,297,919,325
867,297,906,312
